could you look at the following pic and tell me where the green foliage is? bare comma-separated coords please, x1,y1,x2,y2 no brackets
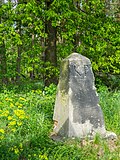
0,84,120,159
1,0,120,87
0,83,55,160
98,85,120,134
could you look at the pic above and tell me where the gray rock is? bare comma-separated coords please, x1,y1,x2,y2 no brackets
105,131,117,140
53,53,117,139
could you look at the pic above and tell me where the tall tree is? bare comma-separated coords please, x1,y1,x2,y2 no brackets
16,21,22,81
0,0,8,84
29,34,35,80
44,0,57,86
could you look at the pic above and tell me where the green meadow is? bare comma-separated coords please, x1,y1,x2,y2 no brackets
0,83,119,160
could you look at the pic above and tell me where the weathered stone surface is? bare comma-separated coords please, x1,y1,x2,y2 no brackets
53,53,105,138
53,53,117,139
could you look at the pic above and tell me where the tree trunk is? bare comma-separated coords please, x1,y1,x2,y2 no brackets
0,41,8,84
45,20,57,66
30,34,35,80
44,1,57,86
73,1,82,51
16,21,22,82
0,3,8,84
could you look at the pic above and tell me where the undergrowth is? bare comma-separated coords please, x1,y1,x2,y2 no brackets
0,83,120,160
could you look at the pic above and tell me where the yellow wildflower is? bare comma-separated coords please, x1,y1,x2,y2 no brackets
26,115,29,119
5,97,9,101
14,109,26,119
19,97,26,101
19,115,25,119
17,121,22,126
11,128,16,132
14,109,25,117
2,110,9,117
0,129,5,134
9,120,16,126
18,103,23,108
8,116,13,120
10,103,14,108
5,98,12,101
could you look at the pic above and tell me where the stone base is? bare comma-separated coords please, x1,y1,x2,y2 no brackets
50,131,117,142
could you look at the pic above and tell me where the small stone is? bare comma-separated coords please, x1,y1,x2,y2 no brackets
105,131,117,140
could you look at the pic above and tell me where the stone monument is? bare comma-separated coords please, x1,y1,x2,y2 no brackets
52,53,117,139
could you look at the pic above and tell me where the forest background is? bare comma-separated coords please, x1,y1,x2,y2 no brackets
0,0,120,160
0,0,120,89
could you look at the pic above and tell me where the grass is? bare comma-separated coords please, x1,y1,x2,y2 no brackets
0,83,120,160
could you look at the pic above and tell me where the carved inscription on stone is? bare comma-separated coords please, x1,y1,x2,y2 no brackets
53,53,117,139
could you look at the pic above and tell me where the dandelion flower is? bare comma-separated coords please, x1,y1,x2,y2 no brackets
19,97,26,101
0,129,5,134
10,103,14,108
19,115,25,119
17,121,22,126
9,120,16,126
5,98,12,101
2,110,9,117
11,128,16,132
5,97,9,101
18,105,22,109
8,116,13,120
14,109,25,117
